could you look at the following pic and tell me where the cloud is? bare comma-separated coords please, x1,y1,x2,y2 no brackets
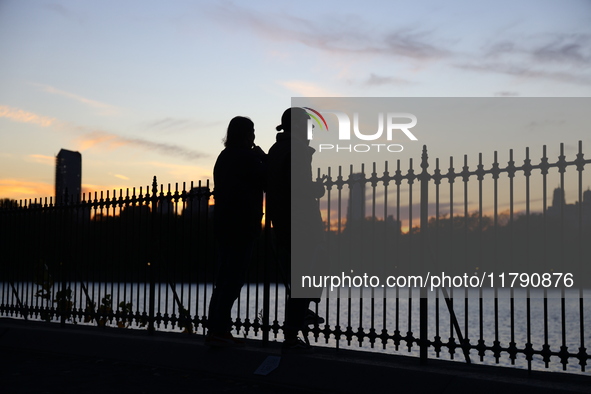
76,131,124,151
532,34,591,66
279,80,339,97
30,83,121,116
0,179,54,200
209,3,451,61
142,117,220,133
456,33,591,86
114,174,130,181
209,4,590,88
145,118,193,131
0,105,57,127
381,30,450,60
0,105,208,161
365,73,413,86
456,62,591,86
476,34,591,68
76,130,208,161
27,154,55,166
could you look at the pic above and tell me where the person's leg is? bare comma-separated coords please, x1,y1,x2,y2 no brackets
207,239,253,335
272,225,309,346
284,297,309,339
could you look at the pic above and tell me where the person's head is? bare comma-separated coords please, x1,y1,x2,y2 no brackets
224,116,255,148
276,107,310,141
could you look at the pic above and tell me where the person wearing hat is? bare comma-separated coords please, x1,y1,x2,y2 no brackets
266,107,325,352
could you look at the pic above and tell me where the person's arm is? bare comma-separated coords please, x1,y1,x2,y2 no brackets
252,145,267,162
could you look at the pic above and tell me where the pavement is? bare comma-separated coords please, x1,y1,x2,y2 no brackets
1,318,590,393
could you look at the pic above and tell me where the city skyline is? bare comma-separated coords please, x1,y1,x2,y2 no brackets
39,146,591,236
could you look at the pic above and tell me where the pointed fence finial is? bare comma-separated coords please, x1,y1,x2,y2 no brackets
152,176,158,196
421,145,429,170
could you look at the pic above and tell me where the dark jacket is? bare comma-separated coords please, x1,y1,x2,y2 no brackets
213,146,265,240
266,132,324,238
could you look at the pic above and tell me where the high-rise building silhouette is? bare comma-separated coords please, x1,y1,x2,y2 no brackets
347,173,366,223
551,187,565,208
547,187,591,227
55,149,82,203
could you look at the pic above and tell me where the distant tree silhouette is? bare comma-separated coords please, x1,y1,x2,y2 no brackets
324,209,591,284
0,198,18,209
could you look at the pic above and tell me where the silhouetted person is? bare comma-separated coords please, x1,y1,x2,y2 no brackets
206,116,266,347
266,107,325,352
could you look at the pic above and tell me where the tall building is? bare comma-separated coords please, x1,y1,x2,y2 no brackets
551,187,565,208
347,173,366,223
547,187,591,227
55,149,82,204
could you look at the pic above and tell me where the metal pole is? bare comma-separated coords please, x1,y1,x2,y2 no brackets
262,200,270,346
419,146,429,365
148,176,158,335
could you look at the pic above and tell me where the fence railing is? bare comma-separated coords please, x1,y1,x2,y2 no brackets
1,142,590,373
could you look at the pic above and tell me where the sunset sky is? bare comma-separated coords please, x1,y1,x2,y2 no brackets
1,0,590,203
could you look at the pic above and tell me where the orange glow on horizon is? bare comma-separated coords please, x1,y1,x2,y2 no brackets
0,179,54,202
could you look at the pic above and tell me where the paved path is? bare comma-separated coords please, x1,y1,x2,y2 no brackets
1,319,589,393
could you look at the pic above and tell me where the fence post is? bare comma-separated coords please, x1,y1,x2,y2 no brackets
262,200,270,346
419,145,430,365
60,191,68,328
148,176,158,335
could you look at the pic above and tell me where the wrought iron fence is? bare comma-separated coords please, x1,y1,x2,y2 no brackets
314,141,590,373
1,141,590,373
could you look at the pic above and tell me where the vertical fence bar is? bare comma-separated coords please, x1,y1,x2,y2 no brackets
419,146,429,365
540,145,551,368
477,153,485,362
434,158,442,358
336,165,343,350
394,159,401,351
202,181,209,333
524,147,533,372
147,177,157,335
99,190,106,326
316,167,325,343
324,166,332,344
262,194,271,345
462,155,469,348
59,193,67,328
558,143,568,370
508,149,517,364
370,163,377,348
160,184,167,329
575,141,587,372
91,192,98,324
358,164,365,348
448,156,455,359
492,150,501,363
346,165,353,346
407,158,414,353
382,161,389,350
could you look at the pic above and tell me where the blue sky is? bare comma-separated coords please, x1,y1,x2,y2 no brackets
1,0,590,201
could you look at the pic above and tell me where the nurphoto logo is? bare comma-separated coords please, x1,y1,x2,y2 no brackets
303,107,418,153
